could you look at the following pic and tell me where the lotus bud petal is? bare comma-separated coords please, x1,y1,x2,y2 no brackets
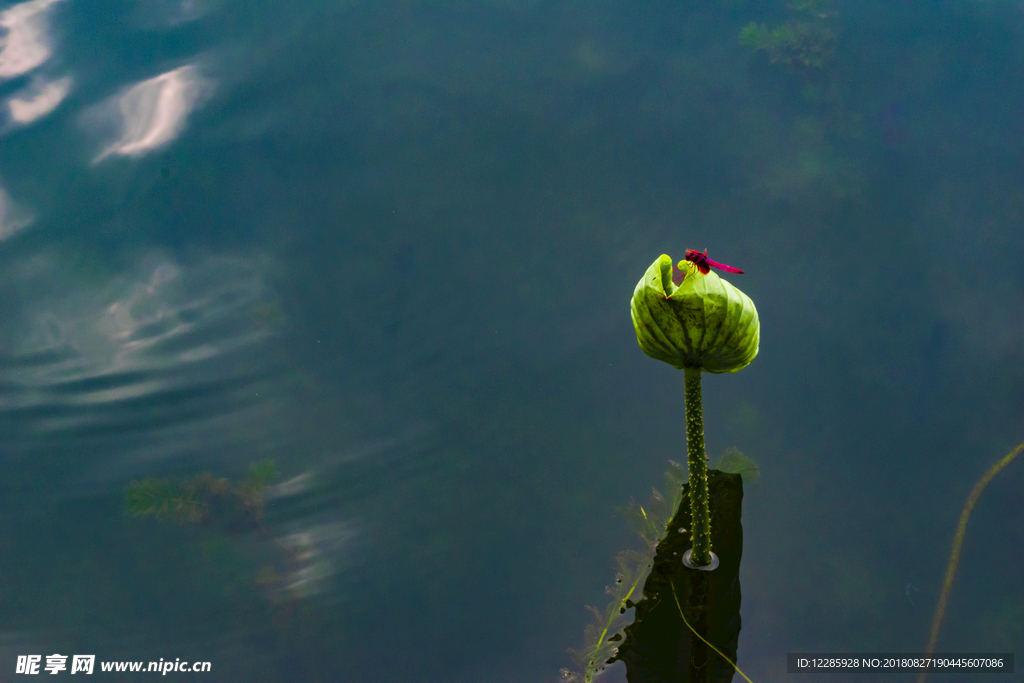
630,254,759,373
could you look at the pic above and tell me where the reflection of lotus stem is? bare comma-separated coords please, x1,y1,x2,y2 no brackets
918,439,1024,683
684,365,712,566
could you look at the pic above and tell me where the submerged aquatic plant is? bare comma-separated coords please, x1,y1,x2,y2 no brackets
569,461,687,682
125,459,276,525
125,472,231,524
570,453,761,683
739,0,836,70
125,459,320,620
740,20,835,69
234,459,279,519
918,439,1024,683
631,253,759,567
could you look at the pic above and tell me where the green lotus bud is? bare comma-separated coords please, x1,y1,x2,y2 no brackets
629,253,760,570
630,254,759,373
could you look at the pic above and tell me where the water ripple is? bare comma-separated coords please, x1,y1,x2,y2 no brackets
0,252,287,480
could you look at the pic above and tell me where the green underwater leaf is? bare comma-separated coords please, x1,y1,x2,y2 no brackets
244,459,279,488
710,447,760,483
739,22,769,50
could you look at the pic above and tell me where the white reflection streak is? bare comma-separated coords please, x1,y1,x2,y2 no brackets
0,186,33,241
8,75,70,122
0,255,277,411
94,65,212,162
274,523,353,599
0,0,63,79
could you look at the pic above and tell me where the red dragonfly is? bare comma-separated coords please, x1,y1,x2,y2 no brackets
672,249,745,283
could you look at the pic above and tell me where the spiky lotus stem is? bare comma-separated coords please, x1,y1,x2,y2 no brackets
684,365,712,567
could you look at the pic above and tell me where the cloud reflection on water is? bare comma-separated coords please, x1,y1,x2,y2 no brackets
0,186,32,240
0,0,72,130
7,75,70,123
0,0,63,79
91,65,213,162
0,252,284,461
